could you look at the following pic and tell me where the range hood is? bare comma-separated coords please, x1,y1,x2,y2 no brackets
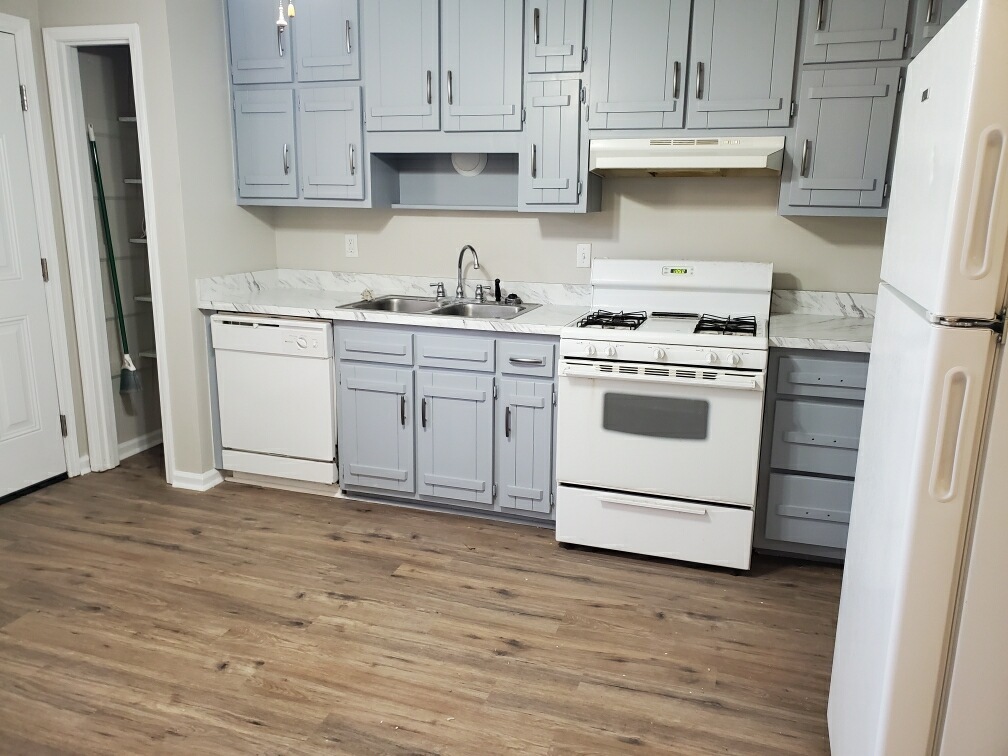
589,136,786,177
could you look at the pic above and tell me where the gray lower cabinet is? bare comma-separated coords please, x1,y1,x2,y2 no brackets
756,349,870,560
526,0,586,74
586,0,691,130
785,66,901,211
338,363,415,494
298,86,364,200
802,0,912,64
521,78,582,206
226,0,294,85
687,0,800,129
497,378,554,514
910,0,966,56
294,0,361,82
233,89,298,199
416,369,495,506
362,0,441,132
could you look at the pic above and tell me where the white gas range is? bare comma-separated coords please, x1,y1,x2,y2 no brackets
555,259,773,570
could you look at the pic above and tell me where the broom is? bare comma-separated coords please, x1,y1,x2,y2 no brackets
88,124,141,394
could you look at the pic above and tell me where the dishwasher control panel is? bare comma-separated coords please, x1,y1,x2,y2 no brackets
210,314,333,359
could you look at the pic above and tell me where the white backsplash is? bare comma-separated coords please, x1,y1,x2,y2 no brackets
771,290,877,318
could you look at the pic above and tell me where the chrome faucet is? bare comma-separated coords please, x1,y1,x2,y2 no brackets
456,244,480,299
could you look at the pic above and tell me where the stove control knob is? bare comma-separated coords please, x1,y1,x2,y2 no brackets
653,348,667,361
584,344,597,358
605,345,618,358
705,351,719,365
728,352,742,367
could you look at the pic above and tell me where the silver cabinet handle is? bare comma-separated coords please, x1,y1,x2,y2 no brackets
695,61,704,100
926,0,936,24
505,405,512,439
346,19,352,53
278,25,285,57
673,61,680,100
421,397,428,429
349,144,356,176
533,7,540,44
800,139,810,178
426,70,432,104
530,144,537,178
400,395,407,427
447,70,453,105
509,357,544,366
817,0,826,30
283,143,290,175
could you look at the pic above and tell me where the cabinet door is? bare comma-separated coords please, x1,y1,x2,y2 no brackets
687,0,799,129
298,86,364,200
910,0,966,57
803,0,911,63
227,0,294,84
416,370,494,506
339,364,415,493
788,67,900,209
442,0,523,132
295,0,360,81
497,379,554,514
586,0,690,130
521,79,581,206
233,89,298,199
526,0,586,74
362,0,441,131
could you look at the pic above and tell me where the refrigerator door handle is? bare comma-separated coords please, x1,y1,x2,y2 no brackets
961,127,1006,281
929,369,971,502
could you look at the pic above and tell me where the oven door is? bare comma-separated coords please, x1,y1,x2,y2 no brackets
556,359,765,507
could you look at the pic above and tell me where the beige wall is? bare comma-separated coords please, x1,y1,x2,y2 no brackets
275,178,885,293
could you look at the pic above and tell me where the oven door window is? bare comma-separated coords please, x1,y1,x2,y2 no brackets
602,392,709,440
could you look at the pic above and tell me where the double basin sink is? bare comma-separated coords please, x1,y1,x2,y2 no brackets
342,295,540,321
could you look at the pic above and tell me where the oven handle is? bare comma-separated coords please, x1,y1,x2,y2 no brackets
601,494,708,517
560,362,763,391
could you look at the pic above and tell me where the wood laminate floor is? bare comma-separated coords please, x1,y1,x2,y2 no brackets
0,449,842,755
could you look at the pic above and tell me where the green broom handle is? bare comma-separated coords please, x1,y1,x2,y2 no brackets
87,128,130,356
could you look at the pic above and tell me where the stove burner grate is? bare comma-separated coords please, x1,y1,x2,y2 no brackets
695,314,757,336
576,310,647,330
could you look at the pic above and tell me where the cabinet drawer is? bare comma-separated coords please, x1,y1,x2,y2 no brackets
777,353,868,401
497,340,556,378
338,327,413,365
770,400,863,478
416,333,495,372
556,485,754,570
765,473,852,550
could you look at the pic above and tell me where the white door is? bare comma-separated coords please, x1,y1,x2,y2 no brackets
0,32,66,498
828,284,997,756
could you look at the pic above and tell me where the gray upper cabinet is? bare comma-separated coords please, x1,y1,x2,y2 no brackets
338,363,415,494
910,0,966,57
687,0,800,129
526,0,586,74
233,89,298,199
586,0,691,130
298,86,364,200
788,66,900,209
362,0,441,132
497,378,554,514
227,0,294,84
803,0,912,63
442,0,524,132
294,0,361,81
416,370,495,506
521,78,582,206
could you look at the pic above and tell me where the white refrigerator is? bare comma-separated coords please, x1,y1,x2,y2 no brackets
828,0,1008,754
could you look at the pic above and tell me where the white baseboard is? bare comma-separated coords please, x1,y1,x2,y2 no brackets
118,429,163,460
171,468,224,492
77,454,92,475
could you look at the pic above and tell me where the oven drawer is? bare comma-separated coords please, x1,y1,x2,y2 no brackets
555,485,754,570
338,327,413,365
497,340,556,378
416,333,495,372
776,353,869,402
765,473,852,550
770,400,863,478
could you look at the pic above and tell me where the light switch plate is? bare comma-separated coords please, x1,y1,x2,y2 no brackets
576,243,592,268
345,234,359,258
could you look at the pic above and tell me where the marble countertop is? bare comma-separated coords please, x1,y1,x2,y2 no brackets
768,290,875,353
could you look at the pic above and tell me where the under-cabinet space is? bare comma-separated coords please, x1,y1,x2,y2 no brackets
374,153,520,210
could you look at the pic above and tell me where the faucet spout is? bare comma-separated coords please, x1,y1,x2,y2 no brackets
456,244,479,299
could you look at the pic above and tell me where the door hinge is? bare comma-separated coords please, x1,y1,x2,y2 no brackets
493,383,497,399
492,482,497,499
59,414,68,437
41,258,49,282
904,31,910,50
521,107,526,123
580,86,586,104
582,46,588,64
577,179,583,197
20,84,28,112
550,491,554,507
552,388,556,406
883,181,890,198
790,100,796,117
898,75,905,94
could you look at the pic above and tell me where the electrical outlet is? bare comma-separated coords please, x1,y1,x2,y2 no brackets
576,243,592,268
345,234,359,258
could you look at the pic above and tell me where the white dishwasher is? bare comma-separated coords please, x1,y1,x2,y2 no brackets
211,314,337,484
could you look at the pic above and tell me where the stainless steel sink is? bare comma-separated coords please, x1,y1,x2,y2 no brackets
430,302,540,320
341,296,443,314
